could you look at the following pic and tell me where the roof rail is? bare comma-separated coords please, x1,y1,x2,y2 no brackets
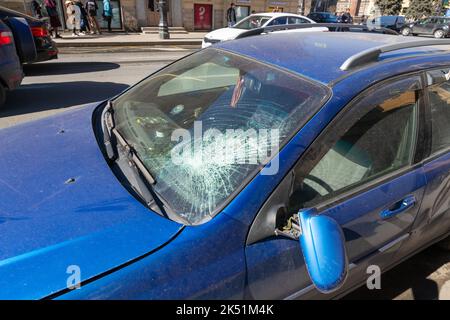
340,39,450,71
234,23,398,40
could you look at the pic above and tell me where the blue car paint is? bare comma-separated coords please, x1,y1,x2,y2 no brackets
298,209,348,293
0,105,182,299
0,32,449,299
58,211,248,299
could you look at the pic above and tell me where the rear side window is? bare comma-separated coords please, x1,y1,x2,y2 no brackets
288,17,308,24
427,81,450,154
268,17,287,26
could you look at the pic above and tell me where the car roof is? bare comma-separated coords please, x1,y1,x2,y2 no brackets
216,31,450,84
251,12,306,18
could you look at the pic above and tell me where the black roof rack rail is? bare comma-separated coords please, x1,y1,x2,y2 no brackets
235,23,398,40
340,39,450,71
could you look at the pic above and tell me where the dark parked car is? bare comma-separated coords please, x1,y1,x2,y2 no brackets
0,19,23,108
0,6,58,62
307,12,338,23
401,16,450,38
366,15,405,32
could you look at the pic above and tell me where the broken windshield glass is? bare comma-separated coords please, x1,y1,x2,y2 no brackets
112,48,329,224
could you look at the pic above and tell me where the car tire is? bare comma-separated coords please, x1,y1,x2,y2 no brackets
401,27,411,36
0,85,6,109
434,29,445,39
438,236,450,251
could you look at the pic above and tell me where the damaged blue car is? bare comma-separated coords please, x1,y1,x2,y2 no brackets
0,29,449,299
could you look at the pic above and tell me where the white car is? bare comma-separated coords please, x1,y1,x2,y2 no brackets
202,12,319,48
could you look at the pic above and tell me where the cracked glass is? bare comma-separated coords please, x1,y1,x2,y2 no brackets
113,48,329,224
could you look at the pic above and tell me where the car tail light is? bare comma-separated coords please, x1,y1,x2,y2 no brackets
31,26,49,37
0,31,13,45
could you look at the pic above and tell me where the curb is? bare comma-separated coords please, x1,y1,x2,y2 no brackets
54,40,202,48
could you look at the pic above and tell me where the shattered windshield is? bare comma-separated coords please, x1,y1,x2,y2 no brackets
112,48,329,224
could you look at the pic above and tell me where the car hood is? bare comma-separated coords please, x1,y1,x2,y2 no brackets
205,27,247,41
0,104,183,299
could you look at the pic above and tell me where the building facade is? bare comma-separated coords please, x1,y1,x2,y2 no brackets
0,0,422,31
335,0,411,16
3,0,301,31
124,0,301,31
2,0,28,12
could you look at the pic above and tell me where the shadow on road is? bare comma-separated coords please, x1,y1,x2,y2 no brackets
343,245,450,300
0,81,129,117
23,62,120,76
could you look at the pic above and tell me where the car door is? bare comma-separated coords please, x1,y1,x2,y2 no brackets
418,68,450,235
244,75,428,299
414,18,435,34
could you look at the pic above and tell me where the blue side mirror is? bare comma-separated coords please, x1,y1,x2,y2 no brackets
298,208,348,293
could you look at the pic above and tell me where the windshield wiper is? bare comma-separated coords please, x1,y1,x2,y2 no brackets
111,127,156,185
101,101,190,224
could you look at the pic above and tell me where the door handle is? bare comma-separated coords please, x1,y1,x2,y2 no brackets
380,195,416,219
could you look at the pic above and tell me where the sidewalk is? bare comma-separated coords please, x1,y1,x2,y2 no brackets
53,32,206,48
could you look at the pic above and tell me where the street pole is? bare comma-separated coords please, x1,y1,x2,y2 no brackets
300,0,306,15
158,0,170,39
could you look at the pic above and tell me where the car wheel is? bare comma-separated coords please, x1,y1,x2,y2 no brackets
438,236,450,251
0,85,6,108
401,27,411,36
434,29,445,39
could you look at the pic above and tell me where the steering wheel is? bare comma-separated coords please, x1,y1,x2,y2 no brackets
304,174,334,194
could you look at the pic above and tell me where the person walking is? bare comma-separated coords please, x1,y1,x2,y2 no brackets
103,0,113,32
226,3,237,27
74,0,90,34
85,0,101,34
340,8,353,24
43,0,62,38
65,0,81,36
31,0,43,19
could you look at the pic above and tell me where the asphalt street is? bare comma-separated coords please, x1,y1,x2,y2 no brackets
0,48,193,129
0,48,448,300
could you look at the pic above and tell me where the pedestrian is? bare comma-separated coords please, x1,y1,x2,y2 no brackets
85,0,101,34
31,0,43,19
226,3,236,27
341,8,353,24
43,0,62,38
74,0,90,34
360,15,367,25
65,0,81,36
103,0,113,32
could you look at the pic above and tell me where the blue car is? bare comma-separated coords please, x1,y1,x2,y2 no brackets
0,31,450,300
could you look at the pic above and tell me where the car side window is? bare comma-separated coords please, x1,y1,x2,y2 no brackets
288,78,421,212
427,76,450,154
288,17,308,24
268,17,287,26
